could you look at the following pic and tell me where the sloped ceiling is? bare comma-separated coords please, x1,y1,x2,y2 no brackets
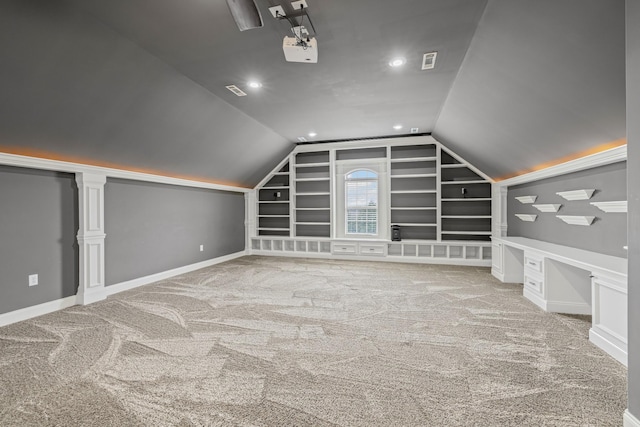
433,0,626,179
0,0,627,187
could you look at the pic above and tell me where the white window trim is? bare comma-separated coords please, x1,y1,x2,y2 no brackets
345,169,379,236
335,159,388,240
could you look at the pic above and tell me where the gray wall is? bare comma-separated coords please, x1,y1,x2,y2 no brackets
0,166,78,315
507,162,627,258
627,0,640,419
104,179,245,286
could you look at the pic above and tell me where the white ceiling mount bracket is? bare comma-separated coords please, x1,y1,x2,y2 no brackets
268,6,286,18
422,52,437,70
291,0,308,10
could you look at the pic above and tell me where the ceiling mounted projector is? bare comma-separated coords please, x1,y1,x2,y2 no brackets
283,36,318,63
226,0,263,31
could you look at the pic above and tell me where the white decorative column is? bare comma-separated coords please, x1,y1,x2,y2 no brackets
245,191,256,254
491,184,509,237
75,173,107,305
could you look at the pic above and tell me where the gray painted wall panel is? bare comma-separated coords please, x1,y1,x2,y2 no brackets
104,179,245,286
507,162,627,258
626,0,640,418
0,166,78,315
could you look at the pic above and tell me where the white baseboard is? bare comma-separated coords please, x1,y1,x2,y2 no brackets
624,410,640,427
523,289,548,311
0,295,77,327
546,301,591,315
491,269,505,282
250,250,492,267
589,328,628,366
105,251,246,296
0,252,246,328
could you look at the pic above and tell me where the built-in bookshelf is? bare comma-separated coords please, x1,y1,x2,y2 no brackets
294,151,331,238
439,150,492,241
251,136,493,265
257,162,291,236
390,144,438,240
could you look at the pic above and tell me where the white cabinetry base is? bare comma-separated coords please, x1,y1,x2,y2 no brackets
251,238,492,266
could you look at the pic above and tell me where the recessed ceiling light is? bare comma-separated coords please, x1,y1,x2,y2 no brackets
389,57,406,68
247,81,262,89
308,132,317,137
393,124,403,130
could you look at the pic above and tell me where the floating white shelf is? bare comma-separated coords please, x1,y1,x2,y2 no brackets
515,195,537,204
556,189,596,201
440,164,467,169
515,214,538,222
532,204,562,212
556,215,596,226
590,201,627,213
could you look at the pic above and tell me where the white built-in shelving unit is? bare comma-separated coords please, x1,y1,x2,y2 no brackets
250,136,493,265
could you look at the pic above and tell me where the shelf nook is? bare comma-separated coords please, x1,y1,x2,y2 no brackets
515,214,538,222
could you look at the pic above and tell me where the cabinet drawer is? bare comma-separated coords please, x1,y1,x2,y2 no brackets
524,254,544,274
524,274,543,294
332,243,357,254
359,244,386,256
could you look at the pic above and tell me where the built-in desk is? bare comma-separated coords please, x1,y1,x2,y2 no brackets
492,237,628,366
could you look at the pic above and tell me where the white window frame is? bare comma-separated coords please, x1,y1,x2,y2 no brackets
335,159,388,240
344,169,379,236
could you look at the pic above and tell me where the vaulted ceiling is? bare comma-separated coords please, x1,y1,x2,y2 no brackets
0,0,626,187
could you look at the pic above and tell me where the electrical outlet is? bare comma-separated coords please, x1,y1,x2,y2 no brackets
200,245,204,252
28,274,38,287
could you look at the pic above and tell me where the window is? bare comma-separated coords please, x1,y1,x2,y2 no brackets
345,169,378,235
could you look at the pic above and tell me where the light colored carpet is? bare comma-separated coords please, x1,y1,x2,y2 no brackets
0,256,627,426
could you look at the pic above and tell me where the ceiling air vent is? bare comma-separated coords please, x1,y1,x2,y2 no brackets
225,85,247,97
297,137,308,142
422,52,437,70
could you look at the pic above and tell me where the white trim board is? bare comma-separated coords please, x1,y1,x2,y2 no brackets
625,410,640,427
0,296,77,327
0,152,250,193
105,251,246,296
496,145,627,187
0,252,246,328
